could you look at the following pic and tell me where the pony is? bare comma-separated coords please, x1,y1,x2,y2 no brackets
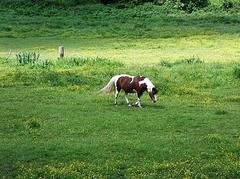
100,74,158,107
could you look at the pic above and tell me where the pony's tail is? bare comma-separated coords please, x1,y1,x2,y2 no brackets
100,75,118,93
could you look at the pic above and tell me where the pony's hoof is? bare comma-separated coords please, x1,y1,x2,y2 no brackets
128,104,132,107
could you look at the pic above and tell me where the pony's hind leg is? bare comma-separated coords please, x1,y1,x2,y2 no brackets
114,89,120,105
124,92,131,106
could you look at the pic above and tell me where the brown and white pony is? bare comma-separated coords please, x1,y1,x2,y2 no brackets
100,74,158,107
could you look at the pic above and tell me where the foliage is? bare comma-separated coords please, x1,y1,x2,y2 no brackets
180,0,209,11
0,0,99,7
99,0,209,12
221,0,240,12
0,0,239,13
16,52,40,66
222,0,234,9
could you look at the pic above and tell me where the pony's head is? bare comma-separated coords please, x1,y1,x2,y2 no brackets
148,87,158,103
140,78,158,103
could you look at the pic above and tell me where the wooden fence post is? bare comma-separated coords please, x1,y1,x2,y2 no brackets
59,46,64,59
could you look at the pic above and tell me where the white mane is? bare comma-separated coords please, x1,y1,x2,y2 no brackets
139,78,154,92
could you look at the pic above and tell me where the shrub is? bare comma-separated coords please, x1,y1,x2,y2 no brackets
221,0,240,12
100,0,209,12
222,0,234,10
100,0,153,5
179,0,209,12
16,51,40,66
0,0,99,7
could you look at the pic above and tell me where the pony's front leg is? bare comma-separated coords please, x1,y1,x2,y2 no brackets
135,97,142,108
124,92,132,106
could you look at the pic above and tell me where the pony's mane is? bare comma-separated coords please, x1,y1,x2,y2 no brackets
139,78,154,92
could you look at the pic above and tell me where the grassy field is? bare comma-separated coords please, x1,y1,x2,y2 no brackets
0,2,240,178
0,4,240,63
0,56,240,178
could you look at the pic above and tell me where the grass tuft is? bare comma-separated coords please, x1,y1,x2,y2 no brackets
182,56,203,65
215,109,228,115
26,118,41,129
233,67,240,79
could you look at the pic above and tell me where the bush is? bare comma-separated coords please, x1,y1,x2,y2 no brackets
100,0,158,5
222,0,234,10
179,0,209,12
16,51,40,66
221,0,240,12
0,0,99,7
100,0,209,12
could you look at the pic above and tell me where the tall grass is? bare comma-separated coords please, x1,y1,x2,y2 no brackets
1,57,239,95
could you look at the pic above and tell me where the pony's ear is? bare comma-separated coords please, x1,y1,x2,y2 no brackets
153,87,158,94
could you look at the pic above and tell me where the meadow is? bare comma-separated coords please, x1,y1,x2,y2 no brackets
0,1,240,178
0,3,240,63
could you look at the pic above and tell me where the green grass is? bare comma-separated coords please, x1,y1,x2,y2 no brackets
0,2,240,178
0,4,239,63
0,57,240,178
